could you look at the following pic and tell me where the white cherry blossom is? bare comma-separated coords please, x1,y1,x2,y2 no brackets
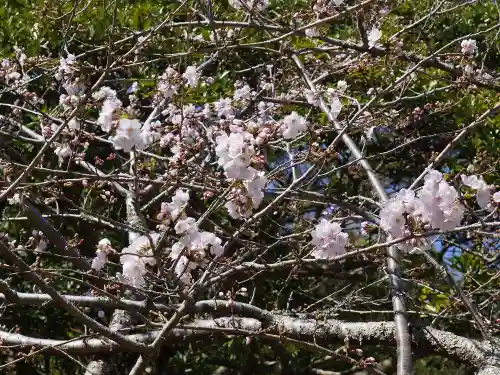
55,54,76,81
380,194,410,239
225,199,252,220
120,233,159,287
310,219,348,259
282,111,307,139
337,80,348,93
304,89,320,106
415,171,464,231
244,170,267,208
97,97,122,132
7,193,22,205
54,144,72,165
215,131,255,180
305,28,319,37
379,171,464,245
214,98,234,118
461,174,496,210
68,118,81,130
233,85,252,101
329,96,342,118
91,239,114,272
91,251,108,271
165,189,190,221
174,256,195,284
110,118,150,152
368,27,382,48
182,65,200,88
175,217,198,235
169,214,224,285
492,191,500,203
460,39,477,56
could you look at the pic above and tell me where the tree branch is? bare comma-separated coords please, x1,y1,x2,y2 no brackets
0,317,491,371
291,54,413,375
22,198,90,270
0,241,151,354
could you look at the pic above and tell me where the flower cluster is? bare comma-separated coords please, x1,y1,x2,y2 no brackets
413,170,464,231
158,104,206,162
233,83,254,102
55,53,76,81
461,174,499,211
119,233,159,287
93,87,122,132
30,230,48,253
460,39,477,56
368,27,382,49
149,78,277,173
281,111,308,139
7,193,22,205
110,118,151,153
214,124,267,219
182,65,200,88
59,79,86,110
54,143,72,165
156,189,190,230
54,52,87,112
310,219,348,259
157,66,180,99
1,59,22,86
337,80,348,94
171,218,223,266
304,85,343,118
380,170,464,247
214,98,235,119
161,192,224,285
216,128,255,180
91,239,115,272
305,28,319,38
225,171,267,219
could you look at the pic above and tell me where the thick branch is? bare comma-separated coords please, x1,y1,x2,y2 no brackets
0,292,279,324
84,360,109,375
0,317,489,369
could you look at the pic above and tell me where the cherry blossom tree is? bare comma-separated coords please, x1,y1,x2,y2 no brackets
0,0,499,374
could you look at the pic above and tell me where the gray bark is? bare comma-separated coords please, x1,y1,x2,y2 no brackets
84,360,109,375
0,317,492,372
